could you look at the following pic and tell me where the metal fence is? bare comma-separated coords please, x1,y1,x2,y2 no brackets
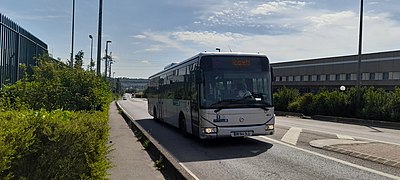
0,13,48,86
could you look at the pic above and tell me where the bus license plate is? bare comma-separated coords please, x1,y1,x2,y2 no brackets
231,131,253,137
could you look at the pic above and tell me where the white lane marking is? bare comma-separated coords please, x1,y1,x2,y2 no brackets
256,136,400,180
337,134,355,140
281,127,302,145
179,163,200,180
276,120,400,146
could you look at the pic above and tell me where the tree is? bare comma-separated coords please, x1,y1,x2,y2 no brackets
74,50,84,69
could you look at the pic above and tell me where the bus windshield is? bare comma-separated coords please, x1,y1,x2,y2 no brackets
200,56,272,109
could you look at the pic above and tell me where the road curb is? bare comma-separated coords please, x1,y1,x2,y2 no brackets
322,145,400,168
310,140,400,169
116,101,197,180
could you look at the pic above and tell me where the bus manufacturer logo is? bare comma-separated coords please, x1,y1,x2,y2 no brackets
239,117,244,123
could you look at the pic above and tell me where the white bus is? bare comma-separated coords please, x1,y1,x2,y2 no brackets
147,52,274,139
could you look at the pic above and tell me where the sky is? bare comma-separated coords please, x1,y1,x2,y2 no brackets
1,0,400,78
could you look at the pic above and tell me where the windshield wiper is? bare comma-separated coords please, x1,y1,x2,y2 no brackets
211,99,271,113
210,99,243,113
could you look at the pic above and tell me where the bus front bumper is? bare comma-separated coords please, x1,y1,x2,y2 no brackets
199,124,274,139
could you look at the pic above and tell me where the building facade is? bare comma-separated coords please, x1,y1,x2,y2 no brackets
0,13,48,86
271,50,400,93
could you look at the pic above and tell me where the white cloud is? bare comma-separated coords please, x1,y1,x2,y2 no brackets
172,31,246,44
250,1,306,15
140,60,150,64
130,34,147,39
307,11,356,29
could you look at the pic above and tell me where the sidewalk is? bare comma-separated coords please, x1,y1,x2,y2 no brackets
107,102,164,180
310,139,400,168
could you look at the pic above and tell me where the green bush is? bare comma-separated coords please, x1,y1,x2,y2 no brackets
0,54,112,111
0,53,113,179
288,93,314,115
0,110,110,179
310,90,351,117
273,87,300,111
282,87,400,122
361,87,392,120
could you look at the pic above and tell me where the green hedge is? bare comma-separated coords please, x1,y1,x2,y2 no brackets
0,110,110,179
0,54,113,179
276,87,400,122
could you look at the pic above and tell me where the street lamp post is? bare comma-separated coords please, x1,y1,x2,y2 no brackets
105,40,112,77
356,0,364,107
70,0,75,67
96,0,103,75
89,35,94,71
108,52,113,77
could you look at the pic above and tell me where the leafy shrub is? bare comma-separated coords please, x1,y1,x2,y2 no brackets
0,54,112,111
273,87,300,111
360,87,392,120
288,93,314,115
0,110,110,179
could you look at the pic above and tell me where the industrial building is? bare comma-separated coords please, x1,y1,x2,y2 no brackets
271,50,400,93
0,13,48,86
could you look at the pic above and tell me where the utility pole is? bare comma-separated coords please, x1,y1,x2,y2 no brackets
105,40,112,77
96,0,103,75
108,52,113,77
89,35,94,71
70,0,75,67
356,0,364,107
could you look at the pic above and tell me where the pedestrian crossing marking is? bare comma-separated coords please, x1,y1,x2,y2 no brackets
281,127,302,145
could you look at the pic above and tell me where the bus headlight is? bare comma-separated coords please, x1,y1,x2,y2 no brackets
266,125,274,130
203,127,217,134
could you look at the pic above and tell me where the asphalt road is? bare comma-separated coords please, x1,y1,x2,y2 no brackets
118,98,400,180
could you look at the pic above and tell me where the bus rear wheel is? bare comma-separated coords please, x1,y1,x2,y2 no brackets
179,114,187,135
153,107,159,121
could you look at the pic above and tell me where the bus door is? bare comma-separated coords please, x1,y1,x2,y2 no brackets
158,78,164,120
190,70,200,136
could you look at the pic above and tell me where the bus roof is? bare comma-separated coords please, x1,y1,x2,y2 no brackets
149,52,268,79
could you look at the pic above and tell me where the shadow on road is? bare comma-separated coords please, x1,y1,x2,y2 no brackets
134,118,273,163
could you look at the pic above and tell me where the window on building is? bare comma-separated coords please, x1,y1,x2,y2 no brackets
303,75,309,81
320,74,326,81
346,73,351,80
369,73,375,80
326,74,330,81
288,76,293,82
376,73,383,80
362,73,369,80
383,72,389,80
392,72,400,80
282,76,287,81
295,76,300,81
336,74,340,81
351,73,357,80
311,75,317,81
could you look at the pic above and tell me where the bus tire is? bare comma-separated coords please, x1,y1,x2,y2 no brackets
153,106,159,121
179,113,187,135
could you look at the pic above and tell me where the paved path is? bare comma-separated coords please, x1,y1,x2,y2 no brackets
107,102,164,180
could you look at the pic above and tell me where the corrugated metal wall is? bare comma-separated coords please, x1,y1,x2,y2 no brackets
0,13,48,86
